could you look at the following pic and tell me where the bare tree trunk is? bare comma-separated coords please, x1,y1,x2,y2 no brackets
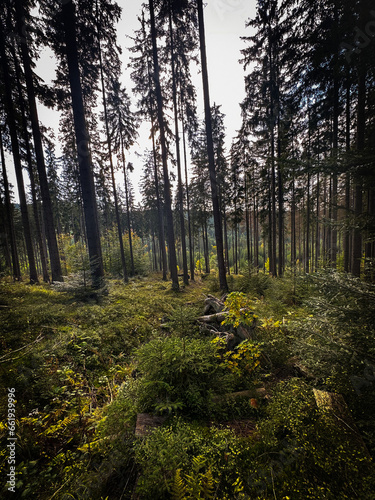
197,0,227,291
15,0,63,282
97,25,128,283
168,4,188,285
0,21,38,284
344,72,351,273
0,129,21,280
315,173,320,271
149,0,179,290
254,193,259,270
122,156,135,276
352,7,365,277
182,118,194,280
11,49,49,282
62,0,104,288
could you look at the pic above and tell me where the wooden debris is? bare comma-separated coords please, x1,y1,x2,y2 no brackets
213,386,268,403
135,413,166,437
203,294,225,315
197,311,228,324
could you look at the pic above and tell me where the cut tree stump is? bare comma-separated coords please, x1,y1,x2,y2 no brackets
135,413,166,437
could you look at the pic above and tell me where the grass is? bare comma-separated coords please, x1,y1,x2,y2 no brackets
0,271,374,499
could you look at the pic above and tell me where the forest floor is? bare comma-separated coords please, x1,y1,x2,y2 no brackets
1,271,375,499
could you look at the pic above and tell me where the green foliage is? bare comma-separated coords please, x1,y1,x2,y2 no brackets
0,277,206,498
248,378,375,499
1,272,375,499
101,226,149,276
235,271,273,297
127,335,228,416
221,292,257,328
172,456,216,500
212,337,261,379
133,418,246,500
161,303,201,337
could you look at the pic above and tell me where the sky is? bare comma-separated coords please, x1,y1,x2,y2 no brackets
8,0,257,204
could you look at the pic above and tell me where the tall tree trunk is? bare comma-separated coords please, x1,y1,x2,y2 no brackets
277,159,283,276
182,118,194,281
352,7,366,277
344,72,351,273
151,228,157,271
143,11,168,281
202,221,209,274
0,194,12,272
122,156,135,276
322,177,328,265
0,21,38,284
11,47,49,282
315,173,320,271
306,172,310,273
223,204,230,274
330,7,339,269
151,125,168,281
245,175,251,265
291,175,296,269
149,0,179,290
62,0,104,288
0,129,21,280
97,25,128,283
254,193,259,270
270,146,277,276
168,4,188,285
267,170,273,274
15,0,63,282
197,0,227,291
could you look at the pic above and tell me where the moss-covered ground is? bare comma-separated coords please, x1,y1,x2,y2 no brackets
1,271,375,499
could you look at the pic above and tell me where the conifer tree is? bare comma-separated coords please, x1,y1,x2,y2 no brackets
0,16,38,284
197,0,227,291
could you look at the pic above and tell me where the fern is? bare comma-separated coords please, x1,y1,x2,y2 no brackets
172,456,216,500
200,467,215,499
171,469,187,500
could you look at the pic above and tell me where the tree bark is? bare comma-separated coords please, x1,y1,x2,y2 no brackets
182,116,194,281
197,0,227,292
62,0,104,288
97,23,128,283
11,44,49,282
168,4,188,285
352,5,366,277
122,157,135,276
149,0,179,290
15,0,63,282
0,129,21,280
344,72,351,273
0,20,38,284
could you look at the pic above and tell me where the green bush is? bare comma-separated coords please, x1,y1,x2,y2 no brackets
133,418,247,500
249,379,375,499
129,336,230,416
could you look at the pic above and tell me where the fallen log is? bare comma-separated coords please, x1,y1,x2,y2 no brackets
197,311,228,324
203,294,225,315
135,413,166,437
212,386,269,403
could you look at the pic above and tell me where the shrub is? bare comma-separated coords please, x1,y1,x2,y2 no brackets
133,418,247,500
128,336,230,416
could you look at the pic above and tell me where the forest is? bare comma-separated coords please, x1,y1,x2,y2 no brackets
0,0,375,498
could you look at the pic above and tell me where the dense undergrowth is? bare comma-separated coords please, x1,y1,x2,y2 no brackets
1,270,375,499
